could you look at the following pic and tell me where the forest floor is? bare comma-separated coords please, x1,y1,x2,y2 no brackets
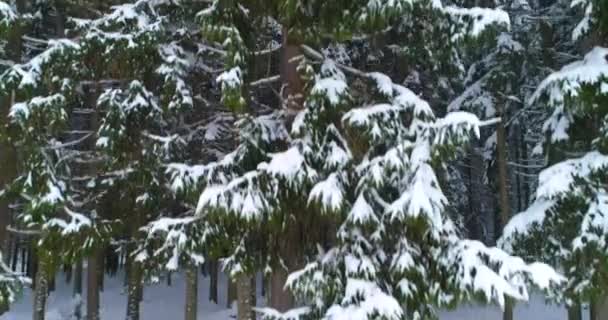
0,271,583,320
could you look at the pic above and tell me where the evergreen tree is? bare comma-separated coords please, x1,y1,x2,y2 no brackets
500,0,608,318
0,1,215,318
167,1,565,320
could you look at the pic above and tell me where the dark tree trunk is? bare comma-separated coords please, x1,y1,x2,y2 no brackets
466,145,484,241
568,303,582,320
209,260,218,303
227,276,236,309
98,252,105,292
496,104,513,320
73,261,83,320
87,251,101,320
184,263,198,320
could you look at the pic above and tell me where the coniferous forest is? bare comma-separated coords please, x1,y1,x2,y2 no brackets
0,0,606,319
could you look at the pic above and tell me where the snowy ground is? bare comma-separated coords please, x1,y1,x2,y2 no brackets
0,272,586,320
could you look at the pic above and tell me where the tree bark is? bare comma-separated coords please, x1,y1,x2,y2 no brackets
227,276,236,309
184,263,198,320
53,0,65,37
32,256,49,320
280,27,304,124
125,260,142,320
209,260,218,303
269,268,293,312
250,277,256,319
98,251,105,292
496,104,513,320
568,303,582,320
87,251,100,320
466,145,484,241
73,261,83,320
236,274,254,320
590,296,608,320
267,28,304,314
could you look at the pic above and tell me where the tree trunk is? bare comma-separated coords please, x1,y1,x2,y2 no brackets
53,0,65,37
73,261,83,320
184,263,198,320
250,277,256,319
590,296,608,320
568,303,582,320
267,28,303,313
280,27,304,124
125,260,142,320
269,268,293,312
98,252,105,292
466,145,484,241
496,104,513,320
87,251,100,320
227,276,236,309
503,297,514,320
236,274,254,320
32,257,49,320
209,260,218,303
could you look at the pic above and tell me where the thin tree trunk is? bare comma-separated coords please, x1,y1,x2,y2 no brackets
496,104,513,320
87,251,100,320
185,263,198,320
125,260,142,320
227,276,236,309
209,260,218,303
514,125,523,212
12,240,20,272
32,256,49,320
236,274,253,320
250,276,256,319
520,128,530,206
73,261,83,320
568,303,582,320
467,145,484,241
503,297,514,320
48,274,56,293
280,27,304,124
53,0,65,37
98,252,105,292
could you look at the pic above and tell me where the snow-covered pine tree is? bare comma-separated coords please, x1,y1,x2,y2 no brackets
500,1,608,319
447,2,562,318
167,1,565,320
0,1,207,319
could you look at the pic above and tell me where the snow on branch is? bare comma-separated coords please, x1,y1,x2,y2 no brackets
536,151,608,199
0,39,79,91
531,47,608,107
446,239,564,308
254,307,311,320
0,1,17,30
